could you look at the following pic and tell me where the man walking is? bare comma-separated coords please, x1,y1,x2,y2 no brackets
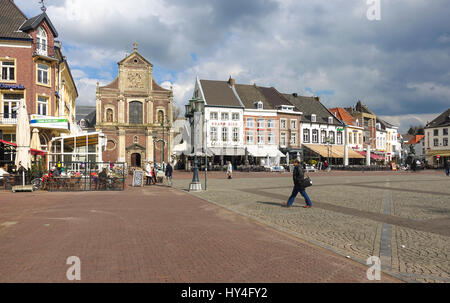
165,162,173,187
445,159,450,176
227,161,233,179
284,159,312,208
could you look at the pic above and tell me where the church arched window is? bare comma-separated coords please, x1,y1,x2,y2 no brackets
129,101,143,124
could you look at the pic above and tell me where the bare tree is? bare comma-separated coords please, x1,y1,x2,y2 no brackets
172,105,183,121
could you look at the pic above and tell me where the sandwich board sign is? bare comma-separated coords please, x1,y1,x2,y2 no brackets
132,170,144,187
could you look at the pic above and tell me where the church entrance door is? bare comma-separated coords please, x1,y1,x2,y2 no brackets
131,153,141,167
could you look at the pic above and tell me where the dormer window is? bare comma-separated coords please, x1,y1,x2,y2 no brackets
328,117,333,124
376,123,381,130
279,105,294,111
36,26,47,56
311,114,316,123
254,101,263,110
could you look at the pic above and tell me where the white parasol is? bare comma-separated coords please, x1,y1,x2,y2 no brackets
15,99,31,170
30,128,42,151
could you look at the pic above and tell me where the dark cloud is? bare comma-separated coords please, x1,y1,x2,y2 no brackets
15,0,450,117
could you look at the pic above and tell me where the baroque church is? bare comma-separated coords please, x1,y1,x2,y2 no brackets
95,44,173,168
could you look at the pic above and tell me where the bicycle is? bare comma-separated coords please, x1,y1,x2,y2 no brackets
31,178,43,191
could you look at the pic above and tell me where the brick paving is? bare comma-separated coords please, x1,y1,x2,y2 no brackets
0,181,400,282
173,171,450,283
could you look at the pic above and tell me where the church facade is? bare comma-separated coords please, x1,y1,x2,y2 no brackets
95,45,173,168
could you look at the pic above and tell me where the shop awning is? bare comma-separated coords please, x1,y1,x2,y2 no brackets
303,144,364,159
355,151,385,160
426,150,450,157
0,139,46,156
172,141,189,155
247,145,286,158
210,147,246,156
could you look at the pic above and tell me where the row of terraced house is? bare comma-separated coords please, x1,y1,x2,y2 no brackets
178,77,405,168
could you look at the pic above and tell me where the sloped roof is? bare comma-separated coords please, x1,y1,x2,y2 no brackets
101,77,119,90
199,80,242,107
329,107,357,126
402,134,414,143
152,79,170,92
76,106,96,122
257,86,297,110
234,84,275,110
0,0,30,39
377,117,398,129
283,94,342,125
83,110,96,127
19,12,58,38
426,108,450,128
406,135,424,145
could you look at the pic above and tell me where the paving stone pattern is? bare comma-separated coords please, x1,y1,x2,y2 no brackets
174,172,450,283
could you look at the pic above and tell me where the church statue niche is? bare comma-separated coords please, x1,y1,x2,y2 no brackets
158,110,164,124
106,109,114,122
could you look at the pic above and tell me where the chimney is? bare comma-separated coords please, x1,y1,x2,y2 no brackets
228,76,235,87
316,96,321,102
292,93,298,97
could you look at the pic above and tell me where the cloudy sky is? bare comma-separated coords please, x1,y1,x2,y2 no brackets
16,0,450,132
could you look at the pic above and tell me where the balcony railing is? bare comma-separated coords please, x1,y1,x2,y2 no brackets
0,113,17,124
33,42,56,58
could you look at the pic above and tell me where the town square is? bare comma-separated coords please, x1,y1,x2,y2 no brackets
0,0,449,288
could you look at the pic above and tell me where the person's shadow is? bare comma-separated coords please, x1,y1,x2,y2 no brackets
257,201,299,208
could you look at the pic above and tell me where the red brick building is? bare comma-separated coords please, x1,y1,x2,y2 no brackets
95,45,174,168
0,0,77,155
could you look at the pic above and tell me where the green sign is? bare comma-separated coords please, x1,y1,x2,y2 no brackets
337,128,344,132
31,118,67,123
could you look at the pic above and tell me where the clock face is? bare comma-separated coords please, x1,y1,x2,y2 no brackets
127,72,144,89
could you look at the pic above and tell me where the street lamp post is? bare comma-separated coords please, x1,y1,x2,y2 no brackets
160,116,170,172
152,115,170,171
204,118,208,191
325,135,333,171
186,97,203,192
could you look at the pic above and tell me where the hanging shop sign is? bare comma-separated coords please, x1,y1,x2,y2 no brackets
30,115,69,130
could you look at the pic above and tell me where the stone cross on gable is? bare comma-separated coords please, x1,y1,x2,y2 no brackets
133,42,138,51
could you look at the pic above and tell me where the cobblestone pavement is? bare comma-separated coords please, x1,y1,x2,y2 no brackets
0,181,400,282
173,171,450,283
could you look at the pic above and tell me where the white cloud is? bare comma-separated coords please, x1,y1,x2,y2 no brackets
75,78,109,106
14,0,450,117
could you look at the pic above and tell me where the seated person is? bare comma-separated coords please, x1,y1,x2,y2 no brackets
52,166,61,177
98,168,108,189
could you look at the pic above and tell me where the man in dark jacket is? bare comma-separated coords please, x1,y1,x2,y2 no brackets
445,159,450,176
165,162,173,186
284,159,312,208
